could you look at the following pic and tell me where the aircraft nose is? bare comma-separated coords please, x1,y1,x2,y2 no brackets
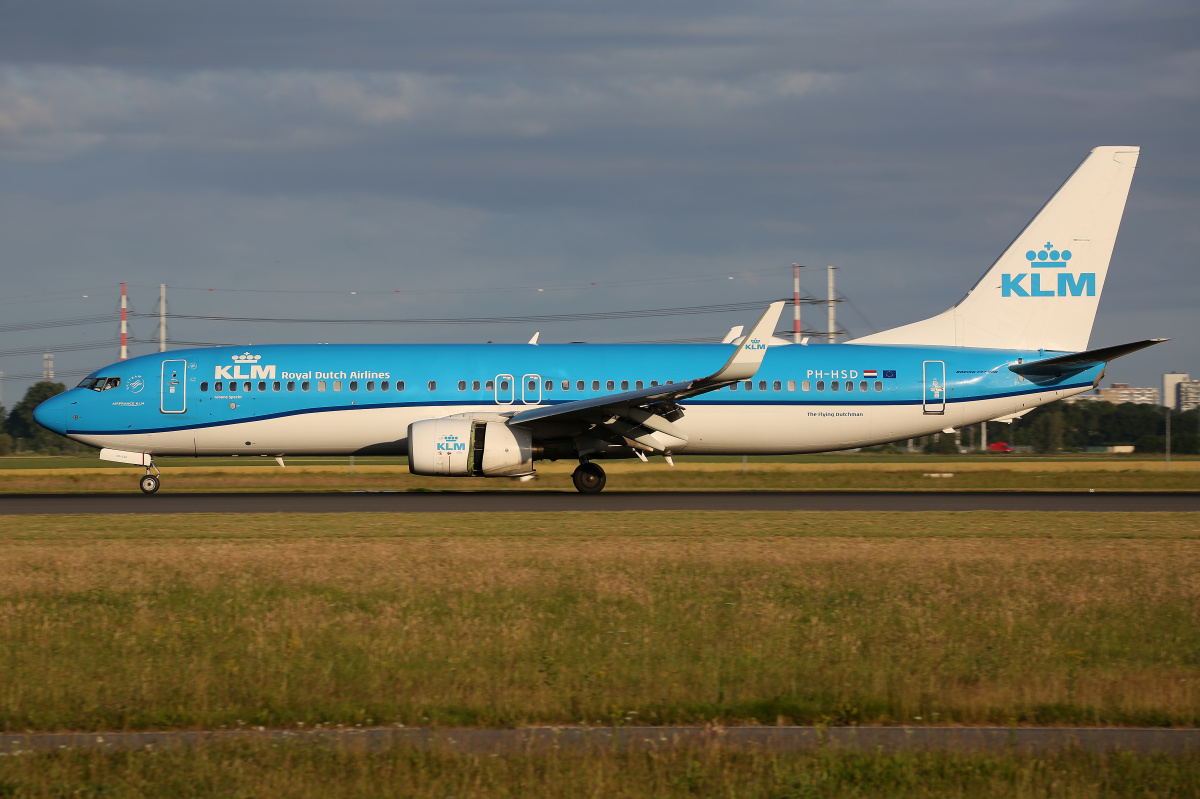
33,392,68,435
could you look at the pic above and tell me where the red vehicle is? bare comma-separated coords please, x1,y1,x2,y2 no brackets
989,442,1014,453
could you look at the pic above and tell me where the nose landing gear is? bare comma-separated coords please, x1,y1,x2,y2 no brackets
571,461,606,494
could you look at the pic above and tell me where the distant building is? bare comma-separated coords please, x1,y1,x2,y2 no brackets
1064,391,1104,404
1098,383,1160,405
1164,372,1190,409
1179,381,1200,413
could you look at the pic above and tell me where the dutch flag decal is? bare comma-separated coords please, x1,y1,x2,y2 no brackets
863,370,878,378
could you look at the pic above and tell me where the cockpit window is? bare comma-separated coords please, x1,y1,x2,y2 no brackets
78,377,121,392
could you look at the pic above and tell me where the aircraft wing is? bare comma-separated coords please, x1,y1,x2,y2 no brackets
505,301,785,453
1008,338,1167,377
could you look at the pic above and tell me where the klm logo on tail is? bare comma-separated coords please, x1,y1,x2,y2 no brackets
1002,243,1095,298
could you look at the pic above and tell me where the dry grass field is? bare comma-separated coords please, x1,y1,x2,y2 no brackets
1,744,1197,798
1,511,1198,733
2,458,1199,493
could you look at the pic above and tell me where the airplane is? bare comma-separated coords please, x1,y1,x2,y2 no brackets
34,145,1163,495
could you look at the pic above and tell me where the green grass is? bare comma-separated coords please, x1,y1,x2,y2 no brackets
1,511,1199,732
1,745,1197,798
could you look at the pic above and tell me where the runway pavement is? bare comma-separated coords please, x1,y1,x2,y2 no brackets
1,490,1199,514
3,725,1198,755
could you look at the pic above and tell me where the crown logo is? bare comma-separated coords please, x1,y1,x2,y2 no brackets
1025,242,1073,266
232,352,261,363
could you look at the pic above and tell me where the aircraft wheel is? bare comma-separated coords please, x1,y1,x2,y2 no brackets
572,462,606,494
139,475,161,495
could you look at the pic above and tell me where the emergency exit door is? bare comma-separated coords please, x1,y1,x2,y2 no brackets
922,360,946,414
161,359,187,413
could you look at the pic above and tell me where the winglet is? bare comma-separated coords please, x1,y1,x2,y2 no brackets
700,301,785,385
528,332,540,345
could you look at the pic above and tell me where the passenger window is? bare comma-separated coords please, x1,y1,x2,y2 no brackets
773,380,781,391
545,380,553,391
258,381,267,391
801,380,811,391
817,380,825,391
592,380,600,391
875,380,883,392
787,380,795,391
576,380,584,391
458,381,466,391
381,380,389,391
562,380,570,391
831,381,840,391
730,382,737,391
200,381,209,392
636,380,644,389
859,381,868,392
486,380,495,391
621,380,629,390
366,381,374,391
428,380,437,391
349,381,358,391
651,381,659,387
398,381,405,391
744,381,753,391
845,381,853,392
333,380,342,391
302,381,310,391
758,380,767,391
472,380,481,391
499,380,508,391
287,381,296,391
240,381,249,392
318,380,326,392
528,379,537,391
273,381,281,391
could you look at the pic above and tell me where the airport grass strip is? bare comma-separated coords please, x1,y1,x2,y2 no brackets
1,744,1197,798
1,511,1199,731
2,463,1200,493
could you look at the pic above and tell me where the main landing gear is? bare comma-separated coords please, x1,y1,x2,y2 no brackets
138,459,162,495
571,462,606,494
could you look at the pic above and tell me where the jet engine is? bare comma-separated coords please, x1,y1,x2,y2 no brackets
407,418,534,477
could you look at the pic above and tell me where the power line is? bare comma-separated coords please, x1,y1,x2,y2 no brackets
139,300,788,327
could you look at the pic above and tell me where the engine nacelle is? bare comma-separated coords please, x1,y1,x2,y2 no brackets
407,418,534,477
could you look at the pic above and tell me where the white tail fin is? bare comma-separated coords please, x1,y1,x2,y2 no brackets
849,146,1139,352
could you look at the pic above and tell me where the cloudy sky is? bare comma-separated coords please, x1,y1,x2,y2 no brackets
1,0,1197,405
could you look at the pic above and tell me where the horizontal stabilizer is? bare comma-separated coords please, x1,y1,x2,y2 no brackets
1009,338,1167,377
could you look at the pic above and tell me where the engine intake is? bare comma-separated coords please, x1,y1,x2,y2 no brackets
407,418,534,477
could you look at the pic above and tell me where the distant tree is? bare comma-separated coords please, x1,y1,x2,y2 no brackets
924,432,959,455
4,381,74,454
1135,435,1164,454
1029,410,1064,454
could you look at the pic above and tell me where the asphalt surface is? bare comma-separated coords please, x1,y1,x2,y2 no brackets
3,726,1198,755
1,490,1198,514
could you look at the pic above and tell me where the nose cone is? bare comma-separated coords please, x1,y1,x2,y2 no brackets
33,392,68,435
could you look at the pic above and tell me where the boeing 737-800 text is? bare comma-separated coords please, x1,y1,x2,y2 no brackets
34,146,1162,494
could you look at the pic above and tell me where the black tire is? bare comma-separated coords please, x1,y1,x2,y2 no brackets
139,475,161,495
571,462,606,494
